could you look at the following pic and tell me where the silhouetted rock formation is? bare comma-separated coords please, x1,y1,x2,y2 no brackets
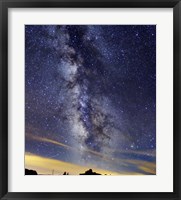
25,168,38,175
25,168,103,175
80,169,101,175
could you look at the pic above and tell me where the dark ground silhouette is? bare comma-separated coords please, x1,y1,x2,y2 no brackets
25,168,38,175
79,169,101,175
25,168,102,175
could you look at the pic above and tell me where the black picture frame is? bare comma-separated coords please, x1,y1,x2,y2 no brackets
0,0,180,199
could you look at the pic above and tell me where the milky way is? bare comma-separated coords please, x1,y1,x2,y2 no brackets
25,25,156,175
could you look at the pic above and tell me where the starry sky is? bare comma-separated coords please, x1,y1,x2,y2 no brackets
25,25,156,175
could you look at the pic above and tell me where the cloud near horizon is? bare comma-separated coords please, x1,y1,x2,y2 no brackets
25,133,156,175
25,152,125,175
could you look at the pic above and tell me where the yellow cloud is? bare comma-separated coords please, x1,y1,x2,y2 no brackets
25,153,121,175
125,159,156,174
26,134,115,163
139,166,156,174
26,134,72,150
26,134,156,175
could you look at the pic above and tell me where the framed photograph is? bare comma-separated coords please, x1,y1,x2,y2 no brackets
0,0,181,199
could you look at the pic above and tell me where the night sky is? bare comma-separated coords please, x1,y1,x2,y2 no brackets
25,25,156,175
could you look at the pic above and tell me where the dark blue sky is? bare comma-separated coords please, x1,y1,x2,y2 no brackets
25,25,156,175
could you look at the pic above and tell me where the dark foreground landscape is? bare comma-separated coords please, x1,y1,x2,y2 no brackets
25,168,103,175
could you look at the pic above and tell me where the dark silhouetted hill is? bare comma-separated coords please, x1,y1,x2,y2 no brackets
25,168,103,175
80,169,101,175
25,168,38,175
